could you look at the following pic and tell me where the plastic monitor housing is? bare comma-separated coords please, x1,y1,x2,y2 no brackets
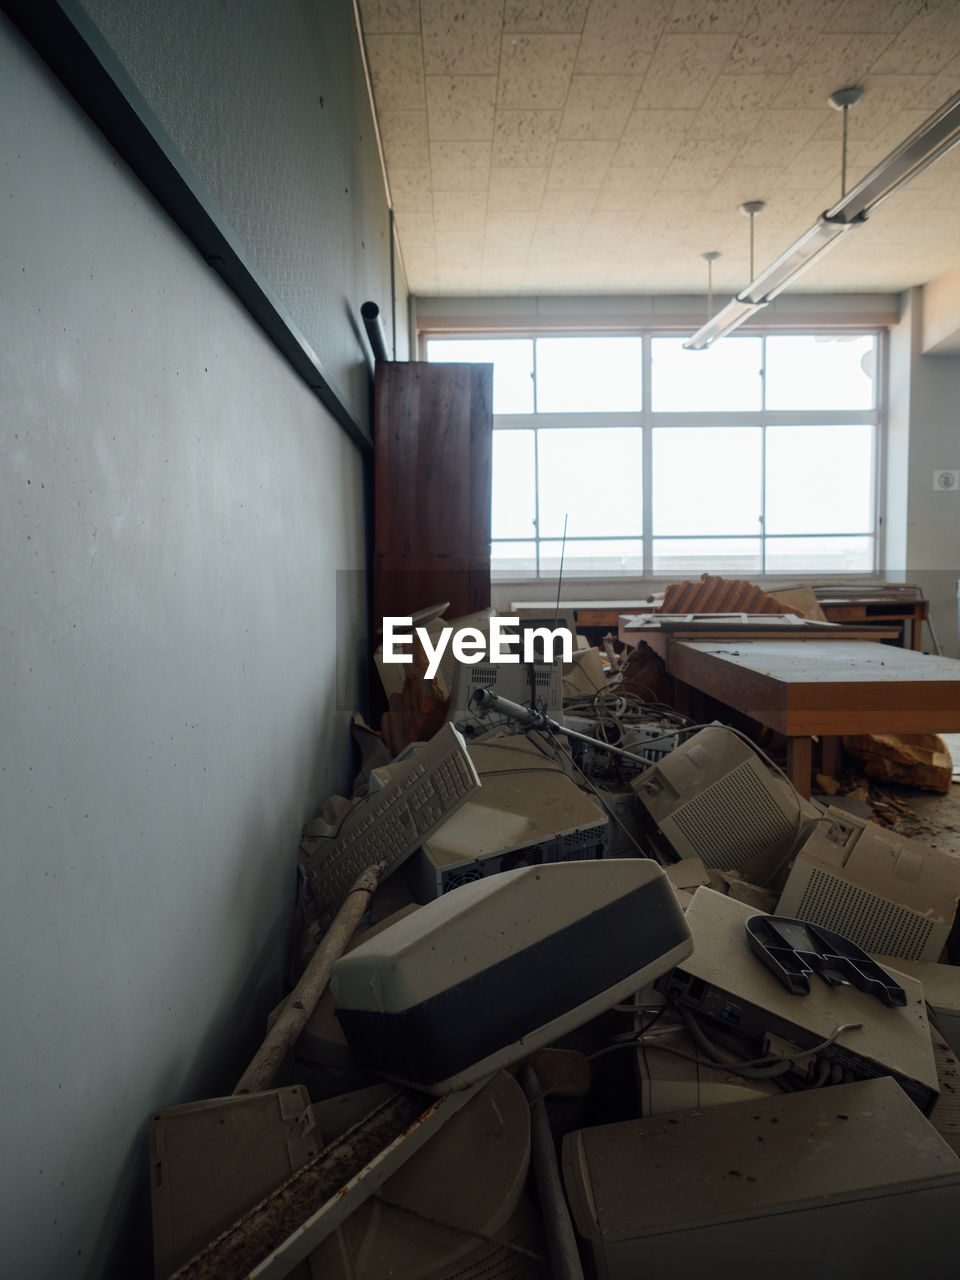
331,859,693,1095
630,724,816,884
776,805,960,962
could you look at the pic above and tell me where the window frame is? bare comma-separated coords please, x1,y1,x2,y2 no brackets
423,327,886,583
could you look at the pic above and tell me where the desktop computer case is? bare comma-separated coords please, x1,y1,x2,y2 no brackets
660,887,940,1112
409,765,608,899
562,1077,960,1280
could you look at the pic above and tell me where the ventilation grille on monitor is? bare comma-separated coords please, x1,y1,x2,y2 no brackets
670,761,795,870
797,867,934,959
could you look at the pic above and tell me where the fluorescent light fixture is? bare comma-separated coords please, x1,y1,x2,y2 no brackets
686,89,960,350
684,298,767,351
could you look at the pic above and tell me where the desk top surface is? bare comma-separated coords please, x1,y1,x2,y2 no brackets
666,640,960,735
670,639,960,686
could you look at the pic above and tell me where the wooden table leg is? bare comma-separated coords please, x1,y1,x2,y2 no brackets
821,735,841,778
911,604,924,651
786,737,812,799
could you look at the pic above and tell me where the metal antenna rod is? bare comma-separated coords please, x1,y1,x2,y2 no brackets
553,512,568,627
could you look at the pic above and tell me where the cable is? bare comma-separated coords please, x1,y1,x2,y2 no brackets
575,1018,863,1083
548,731,655,860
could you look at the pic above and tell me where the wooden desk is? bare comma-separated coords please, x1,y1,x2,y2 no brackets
665,640,960,798
819,597,929,650
618,614,900,657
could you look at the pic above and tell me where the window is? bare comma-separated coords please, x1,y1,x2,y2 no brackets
425,331,880,579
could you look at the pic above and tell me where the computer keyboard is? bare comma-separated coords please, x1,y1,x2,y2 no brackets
300,722,481,926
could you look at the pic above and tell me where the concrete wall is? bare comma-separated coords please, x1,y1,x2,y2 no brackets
0,7,397,1275
888,288,960,657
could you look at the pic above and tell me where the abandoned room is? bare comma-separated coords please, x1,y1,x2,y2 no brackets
4,1,960,1277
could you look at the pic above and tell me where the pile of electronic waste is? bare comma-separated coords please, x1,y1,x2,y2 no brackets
146,625,960,1280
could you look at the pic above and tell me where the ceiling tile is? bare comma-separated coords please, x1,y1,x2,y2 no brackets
870,3,960,74
583,208,641,246
504,1,591,34
378,110,430,168
725,1,839,75
357,0,420,36
547,140,618,189
732,109,822,166
576,0,672,74
658,138,741,189
365,35,425,111
487,166,550,211
771,35,897,109
687,74,793,139
615,108,697,166
539,188,601,218
595,166,664,211
433,191,488,231
774,140,842,190
435,229,485,268
559,74,644,140
666,1,748,35
809,76,935,142
908,53,960,110
634,34,739,110
426,76,497,141
484,211,539,248
437,266,484,292
498,34,580,108
493,110,563,166
697,165,788,210
421,0,506,75
430,141,492,191
825,1,927,37
388,167,434,213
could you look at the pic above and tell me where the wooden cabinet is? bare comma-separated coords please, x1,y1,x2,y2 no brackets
373,361,493,625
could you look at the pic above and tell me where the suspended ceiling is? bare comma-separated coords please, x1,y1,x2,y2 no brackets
357,0,960,297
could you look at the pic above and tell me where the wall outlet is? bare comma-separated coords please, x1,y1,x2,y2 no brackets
933,470,959,491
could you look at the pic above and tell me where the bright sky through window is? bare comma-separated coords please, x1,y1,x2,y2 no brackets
426,332,879,579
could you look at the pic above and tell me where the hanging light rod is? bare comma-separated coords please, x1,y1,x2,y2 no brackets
685,87,960,350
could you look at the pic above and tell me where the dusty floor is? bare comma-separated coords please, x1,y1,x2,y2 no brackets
888,782,960,855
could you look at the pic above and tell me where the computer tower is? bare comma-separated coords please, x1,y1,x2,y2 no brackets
562,1077,960,1280
776,806,960,961
331,859,693,1094
407,734,607,899
630,725,816,884
445,658,564,735
659,887,940,1113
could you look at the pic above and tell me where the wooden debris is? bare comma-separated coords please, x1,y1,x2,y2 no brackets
619,642,673,704
842,733,953,794
658,573,794,617
234,864,385,1096
815,773,840,796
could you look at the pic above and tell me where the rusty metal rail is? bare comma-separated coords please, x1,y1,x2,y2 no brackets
170,1082,484,1280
